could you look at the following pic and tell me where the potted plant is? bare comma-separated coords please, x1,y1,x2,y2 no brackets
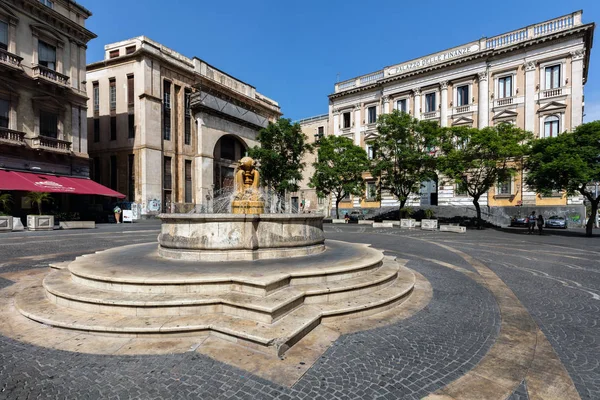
0,193,14,232
25,192,54,231
422,208,438,230
400,206,416,229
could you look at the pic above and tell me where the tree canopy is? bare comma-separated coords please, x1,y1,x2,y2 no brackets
248,118,312,194
438,123,532,228
309,135,369,219
526,121,600,237
371,110,441,217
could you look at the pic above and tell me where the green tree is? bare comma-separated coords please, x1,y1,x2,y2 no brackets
24,192,53,215
248,118,312,209
0,193,13,215
309,135,369,219
371,110,441,219
438,123,532,228
526,121,600,237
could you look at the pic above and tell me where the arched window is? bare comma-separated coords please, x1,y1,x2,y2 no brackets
543,115,560,138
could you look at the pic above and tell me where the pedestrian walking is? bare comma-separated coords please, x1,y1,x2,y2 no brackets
528,211,537,234
537,214,544,235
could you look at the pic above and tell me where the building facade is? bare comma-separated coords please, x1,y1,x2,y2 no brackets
0,1,95,179
321,11,593,220
86,37,281,217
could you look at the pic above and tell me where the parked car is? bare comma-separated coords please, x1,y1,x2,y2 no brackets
545,215,567,229
510,215,529,227
348,211,364,223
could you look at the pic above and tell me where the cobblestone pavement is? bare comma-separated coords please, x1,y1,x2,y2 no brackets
0,222,598,399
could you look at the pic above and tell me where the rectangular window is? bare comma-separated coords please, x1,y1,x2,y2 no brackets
544,117,560,138
93,157,101,182
0,98,8,128
318,196,325,205
109,50,119,59
366,144,375,160
184,89,191,145
163,156,172,189
39,110,57,138
367,106,377,124
125,45,136,55
0,20,8,51
39,0,54,8
343,112,351,129
127,75,134,106
163,111,171,141
93,118,99,142
455,181,468,196
38,41,56,71
318,126,324,136
457,85,469,106
396,99,407,113
110,155,117,190
128,154,135,202
109,79,116,111
92,82,99,113
425,93,436,113
128,114,135,139
366,182,377,200
545,65,561,89
185,160,192,203
110,116,116,141
497,178,511,195
163,81,171,141
498,76,512,98
163,81,171,109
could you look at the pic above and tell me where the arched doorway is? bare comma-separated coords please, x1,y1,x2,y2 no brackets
213,135,247,192
420,175,438,206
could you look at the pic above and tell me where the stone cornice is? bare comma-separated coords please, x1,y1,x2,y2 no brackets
329,23,595,100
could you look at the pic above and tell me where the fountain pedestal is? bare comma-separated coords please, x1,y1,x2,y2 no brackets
231,200,265,215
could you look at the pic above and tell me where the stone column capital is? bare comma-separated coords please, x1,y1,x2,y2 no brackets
477,72,488,82
440,81,448,90
382,95,389,103
354,104,361,110
412,88,421,96
571,49,585,60
524,61,536,71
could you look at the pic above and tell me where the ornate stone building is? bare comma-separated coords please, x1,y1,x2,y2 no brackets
0,0,96,198
86,37,281,217
323,11,594,220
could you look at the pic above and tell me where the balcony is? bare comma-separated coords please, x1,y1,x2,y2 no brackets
453,105,472,114
0,127,26,146
495,97,514,107
29,136,72,153
0,48,23,71
32,65,69,86
422,111,439,119
541,87,563,99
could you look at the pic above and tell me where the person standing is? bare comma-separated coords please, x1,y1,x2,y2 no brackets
537,213,545,235
528,211,537,235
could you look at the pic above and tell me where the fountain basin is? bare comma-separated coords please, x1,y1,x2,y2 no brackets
158,213,325,261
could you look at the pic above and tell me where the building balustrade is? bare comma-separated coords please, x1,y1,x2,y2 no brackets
359,71,384,85
0,48,23,69
32,65,70,86
542,88,563,98
454,105,471,114
496,97,514,107
29,136,72,153
0,127,26,145
422,111,439,119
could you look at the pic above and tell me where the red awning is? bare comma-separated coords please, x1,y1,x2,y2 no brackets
0,170,126,198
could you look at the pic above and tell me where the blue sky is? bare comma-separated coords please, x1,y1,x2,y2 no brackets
79,0,599,122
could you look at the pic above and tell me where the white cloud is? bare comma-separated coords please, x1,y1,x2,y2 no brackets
584,101,600,123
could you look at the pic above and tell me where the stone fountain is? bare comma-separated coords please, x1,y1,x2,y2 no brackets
16,157,417,356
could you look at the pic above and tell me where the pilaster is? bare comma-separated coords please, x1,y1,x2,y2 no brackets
571,49,585,130
440,81,448,127
412,88,421,120
477,71,489,128
353,104,361,145
524,61,536,133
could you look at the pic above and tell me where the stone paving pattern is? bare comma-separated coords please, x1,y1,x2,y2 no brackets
0,222,598,399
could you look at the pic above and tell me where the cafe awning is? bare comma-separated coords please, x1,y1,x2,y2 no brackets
0,170,126,198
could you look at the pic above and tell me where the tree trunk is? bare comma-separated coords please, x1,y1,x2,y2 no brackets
472,196,482,229
398,198,407,220
335,198,342,219
586,199,599,237
37,201,42,215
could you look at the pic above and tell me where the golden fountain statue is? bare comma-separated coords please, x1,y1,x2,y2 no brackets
231,156,265,214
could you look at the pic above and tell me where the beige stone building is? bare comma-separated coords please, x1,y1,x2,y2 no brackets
86,37,281,217
319,10,594,221
0,0,96,195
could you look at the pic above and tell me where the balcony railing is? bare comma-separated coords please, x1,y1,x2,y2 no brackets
32,65,69,86
542,88,563,98
0,127,26,145
359,71,384,85
0,48,23,69
422,111,439,119
496,97,514,107
337,80,356,91
29,136,71,153
454,105,471,114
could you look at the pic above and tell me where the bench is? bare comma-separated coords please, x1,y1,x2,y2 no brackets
372,222,394,228
439,224,466,233
59,221,96,230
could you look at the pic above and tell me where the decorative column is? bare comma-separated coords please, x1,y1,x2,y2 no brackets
440,81,448,127
571,49,585,130
56,42,64,75
353,104,361,145
524,61,536,133
477,71,489,128
332,109,340,136
8,20,17,53
412,88,421,120
381,95,389,116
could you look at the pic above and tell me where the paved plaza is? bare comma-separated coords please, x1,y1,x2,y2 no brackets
0,222,598,399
